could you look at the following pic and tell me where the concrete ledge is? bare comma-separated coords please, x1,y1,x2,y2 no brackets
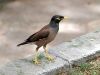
50,30,100,64
0,30,100,75
0,57,69,75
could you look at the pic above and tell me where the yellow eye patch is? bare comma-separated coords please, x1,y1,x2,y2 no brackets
56,18,60,20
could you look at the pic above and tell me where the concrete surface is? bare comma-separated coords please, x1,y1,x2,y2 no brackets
0,0,100,74
0,0,100,65
0,29,100,75
0,57,68,75
50,29,100,64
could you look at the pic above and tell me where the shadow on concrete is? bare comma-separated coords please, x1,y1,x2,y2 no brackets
0,0,15,3
0,0,16,10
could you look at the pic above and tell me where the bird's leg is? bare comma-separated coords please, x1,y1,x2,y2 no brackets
43,46,54,61
32,47,40,64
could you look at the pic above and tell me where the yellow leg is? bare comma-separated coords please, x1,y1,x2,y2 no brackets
43,46,54,61
32,50,40,64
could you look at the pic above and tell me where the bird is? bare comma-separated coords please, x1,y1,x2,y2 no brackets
17,15,68,64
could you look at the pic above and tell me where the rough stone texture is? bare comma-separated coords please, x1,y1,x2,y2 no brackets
0,30,100,75
50,30,100,65
0,57,69,75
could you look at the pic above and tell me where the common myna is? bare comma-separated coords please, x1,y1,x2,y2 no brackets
17,15,68,64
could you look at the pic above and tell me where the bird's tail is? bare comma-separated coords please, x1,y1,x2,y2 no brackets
17,41,28,46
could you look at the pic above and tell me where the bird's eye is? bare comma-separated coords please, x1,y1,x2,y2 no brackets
56,18,60,20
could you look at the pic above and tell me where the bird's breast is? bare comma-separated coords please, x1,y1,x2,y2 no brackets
46,28,58,43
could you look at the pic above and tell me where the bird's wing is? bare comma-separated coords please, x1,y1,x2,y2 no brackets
25,29,50,43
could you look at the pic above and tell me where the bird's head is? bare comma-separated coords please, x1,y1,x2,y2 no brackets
50,15,68,23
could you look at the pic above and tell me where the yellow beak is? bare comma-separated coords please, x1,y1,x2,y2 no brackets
64,16,69,19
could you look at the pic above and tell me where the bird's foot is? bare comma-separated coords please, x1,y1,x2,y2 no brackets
32,59,41,64
45,54,54,61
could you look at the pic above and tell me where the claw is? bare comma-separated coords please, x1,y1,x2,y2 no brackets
32,59,41,64
43,46,54,61
32,49,41,64
45,54,54,61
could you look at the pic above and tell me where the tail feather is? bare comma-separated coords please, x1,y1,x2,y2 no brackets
17,42,28,46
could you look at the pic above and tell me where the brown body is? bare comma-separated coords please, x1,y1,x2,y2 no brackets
35,25,58,47
17,24,59,49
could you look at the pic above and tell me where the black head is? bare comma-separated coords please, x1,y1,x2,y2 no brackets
50,15,64,23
